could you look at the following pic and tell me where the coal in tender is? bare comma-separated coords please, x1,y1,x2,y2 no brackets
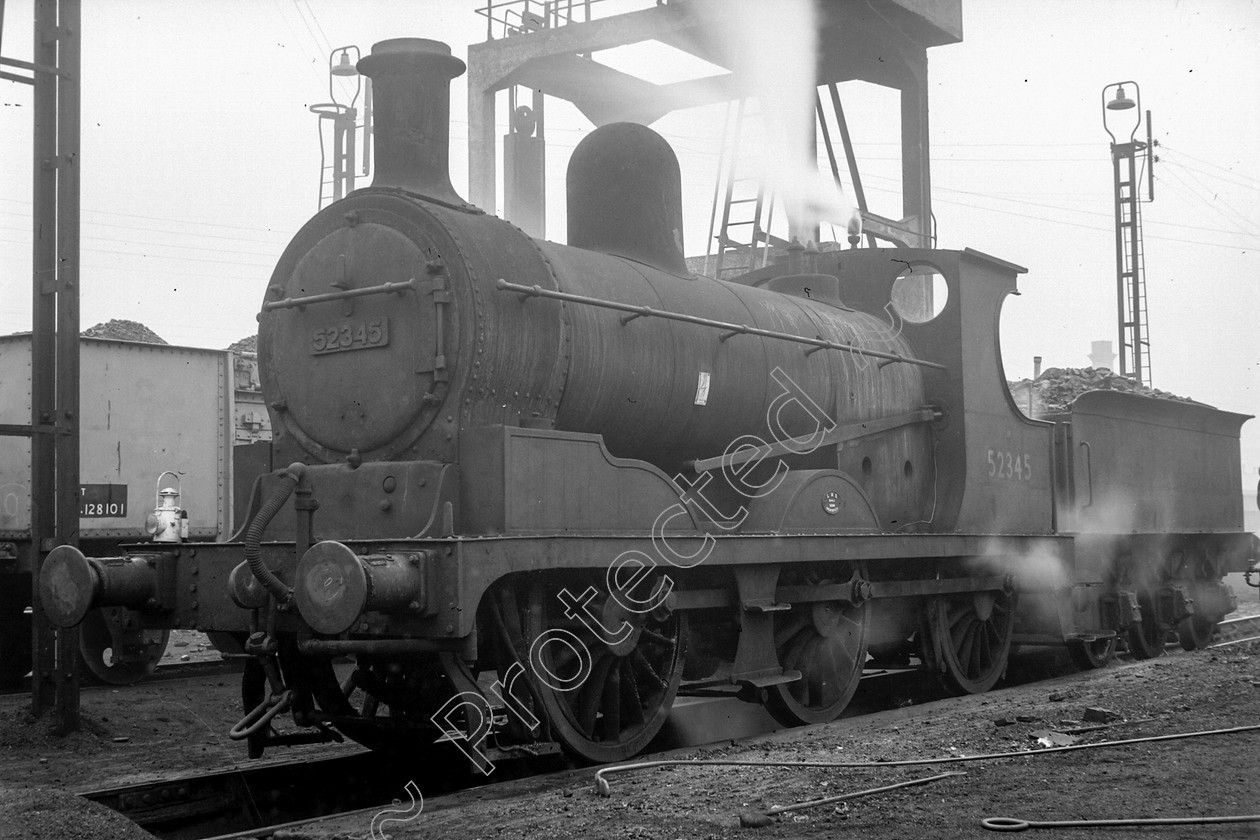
1008,366,1194,418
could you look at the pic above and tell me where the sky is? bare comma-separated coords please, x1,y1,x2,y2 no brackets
0,0,1257,485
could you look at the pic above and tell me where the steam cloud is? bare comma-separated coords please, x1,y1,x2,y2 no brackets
694,0,859,241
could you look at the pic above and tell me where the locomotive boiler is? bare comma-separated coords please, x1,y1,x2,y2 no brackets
39,38,1258,767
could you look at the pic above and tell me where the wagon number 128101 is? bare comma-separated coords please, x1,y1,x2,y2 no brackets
987,449,1031,481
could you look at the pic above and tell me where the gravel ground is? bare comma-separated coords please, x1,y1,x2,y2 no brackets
331,644,1259,840
0,585,1255,839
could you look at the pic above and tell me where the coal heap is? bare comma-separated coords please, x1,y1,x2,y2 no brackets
81,319,167,344
227,334,257,354
1009,367,1194,417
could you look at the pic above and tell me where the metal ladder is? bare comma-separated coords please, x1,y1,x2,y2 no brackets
707,98,780,280
1116,159,1151,384
314,103,360,209
705,85,880,279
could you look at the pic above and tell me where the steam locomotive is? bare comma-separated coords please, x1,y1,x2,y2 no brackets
39,38,1258,768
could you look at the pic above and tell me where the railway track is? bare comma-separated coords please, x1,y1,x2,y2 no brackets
61,652,1114,839
79,742,563,840
80,750,402,840
63,666,933,839
177,640,1254,840
54,611,1259,839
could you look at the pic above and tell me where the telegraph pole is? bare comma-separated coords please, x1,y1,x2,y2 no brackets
10,0,83,730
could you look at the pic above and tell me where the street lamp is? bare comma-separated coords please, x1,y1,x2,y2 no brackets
331,48,358,78
1101,80,1155,385
1101,81,1141,144
310,46,372,206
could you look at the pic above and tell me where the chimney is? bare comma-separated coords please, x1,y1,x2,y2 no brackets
356,39,466,204
1088,340,1116,371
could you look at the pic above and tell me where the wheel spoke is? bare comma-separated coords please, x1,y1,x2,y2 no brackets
549,637,593,684
766,569,870,727
811,640,842,707
974,620,991,676
639,627,675,648
781,626,813,675
836,611,864,638
576,654,614,736
601,659,622,742
774,612,811,649
965,622,980,676
524,577,686,762
926,590,1014,695
631,648,665,690
620,659,646,727
955,621,978,677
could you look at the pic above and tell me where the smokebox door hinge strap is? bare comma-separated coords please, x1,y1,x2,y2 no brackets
417,275,451,382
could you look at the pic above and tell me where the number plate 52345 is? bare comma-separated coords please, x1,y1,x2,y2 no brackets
311,318,389,355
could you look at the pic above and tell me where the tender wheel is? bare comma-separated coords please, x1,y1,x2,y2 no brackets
920,588,1016,695
1176,616,1216,651
764,570,868,727
1171,552,1223,652
1067,636,1118,670
1126,592,1166,660
77,607,169,685
522,574,686,763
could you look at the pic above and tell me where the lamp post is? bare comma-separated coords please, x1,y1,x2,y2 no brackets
1101,81,1155,385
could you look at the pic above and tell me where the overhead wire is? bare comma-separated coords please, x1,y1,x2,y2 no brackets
1162,163,1260,236
0,235,276,270
292,0,356,105
848,170,1260,250
923,181,1260,240
1160,143,1260,188
261,0,328,89
0,222,285,259
1155,166,1260,239
0,196,292,237
1162,158,1260,193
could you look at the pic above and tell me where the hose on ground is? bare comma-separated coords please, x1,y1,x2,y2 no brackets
982,814,1260,832
245,462,305,603
593,721,1260,796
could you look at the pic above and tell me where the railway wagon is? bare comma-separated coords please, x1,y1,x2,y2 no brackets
37,38,1258,768
0,335,270,684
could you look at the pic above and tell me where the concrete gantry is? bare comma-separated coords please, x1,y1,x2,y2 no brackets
466,0,961,246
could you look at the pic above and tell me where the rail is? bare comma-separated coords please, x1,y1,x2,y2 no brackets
80,751,397,838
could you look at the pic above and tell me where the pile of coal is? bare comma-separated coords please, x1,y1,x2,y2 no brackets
1008,367,1193,417
81,319,167,344
227,334,257,354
